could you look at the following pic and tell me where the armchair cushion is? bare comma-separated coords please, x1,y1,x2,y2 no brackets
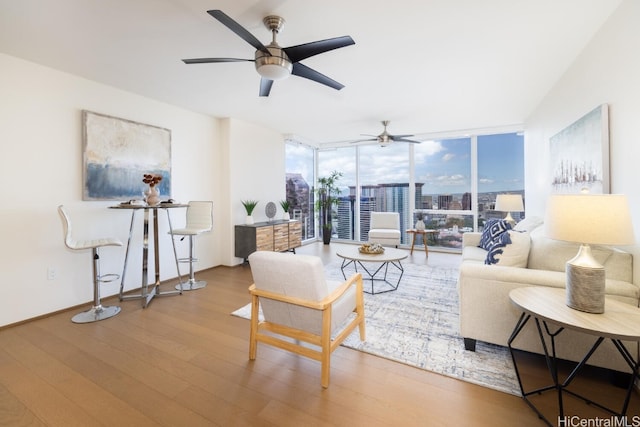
250,251,355,335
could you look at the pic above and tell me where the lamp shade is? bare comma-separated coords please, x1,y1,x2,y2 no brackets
494,194,524,212
544,194,634,245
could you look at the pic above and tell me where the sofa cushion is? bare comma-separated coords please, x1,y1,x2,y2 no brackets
478,219,512,250
491,230,531,267
527,226,613,272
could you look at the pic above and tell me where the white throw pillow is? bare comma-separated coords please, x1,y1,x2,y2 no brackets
513,216,543,232
493,230,531,267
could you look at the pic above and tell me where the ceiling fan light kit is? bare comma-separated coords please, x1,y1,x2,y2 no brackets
183,10,354,96
255,48,292,80
255,15,291,80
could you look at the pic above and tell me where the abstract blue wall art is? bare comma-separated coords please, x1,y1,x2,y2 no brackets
82,110,172,200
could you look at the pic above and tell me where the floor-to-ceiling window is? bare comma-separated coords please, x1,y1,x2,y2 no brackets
414,137,473,250
286,129,524,251
285,143,316,241
317,147,356,241
359,143,411,244
477,132,525,228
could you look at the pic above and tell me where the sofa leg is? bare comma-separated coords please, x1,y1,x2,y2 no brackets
463,338,476,352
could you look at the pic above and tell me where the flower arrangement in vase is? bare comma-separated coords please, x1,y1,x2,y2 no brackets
415,210,426,230
143,173,162,206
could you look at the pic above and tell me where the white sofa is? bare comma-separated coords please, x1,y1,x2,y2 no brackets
458,217,639,373
368,212,401,247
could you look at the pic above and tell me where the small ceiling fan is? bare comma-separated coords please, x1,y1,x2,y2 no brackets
182,10,355,97
352,121,422,146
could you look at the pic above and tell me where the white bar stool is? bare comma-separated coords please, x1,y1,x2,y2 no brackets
170,201,213,291
58,205,123,323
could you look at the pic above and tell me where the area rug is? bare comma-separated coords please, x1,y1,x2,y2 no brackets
232,260,520,395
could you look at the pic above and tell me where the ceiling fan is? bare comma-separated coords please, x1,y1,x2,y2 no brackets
352,121,422,146
182,10,355,97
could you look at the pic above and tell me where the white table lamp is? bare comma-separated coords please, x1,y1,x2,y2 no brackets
495,194,524,224
544,194,634,313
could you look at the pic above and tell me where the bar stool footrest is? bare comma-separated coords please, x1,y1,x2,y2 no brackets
98,273,120,283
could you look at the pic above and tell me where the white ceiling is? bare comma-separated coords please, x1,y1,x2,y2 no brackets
0,0,622,145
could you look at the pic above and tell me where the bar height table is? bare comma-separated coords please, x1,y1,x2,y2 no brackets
111,203,188,307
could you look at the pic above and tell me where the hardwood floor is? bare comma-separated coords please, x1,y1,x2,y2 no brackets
1,242,638,426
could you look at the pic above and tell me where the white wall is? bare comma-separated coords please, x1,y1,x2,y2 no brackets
0,53,285,326
524,0,640,281
221,118,287,266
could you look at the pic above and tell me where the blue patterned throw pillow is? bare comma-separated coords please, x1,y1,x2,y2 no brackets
478,219,512,250
484,231,513,265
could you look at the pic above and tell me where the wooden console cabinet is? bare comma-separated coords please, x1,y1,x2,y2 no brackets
235,220,301,261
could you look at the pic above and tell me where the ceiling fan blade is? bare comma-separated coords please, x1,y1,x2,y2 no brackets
259,78,274,97
207,10,271,55
389,134,415,139
182,57,254,64
283,36,355,63
393,138,422,144
291,63,344,90
349,138,377,144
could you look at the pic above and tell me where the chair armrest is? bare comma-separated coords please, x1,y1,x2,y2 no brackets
249,273,363,311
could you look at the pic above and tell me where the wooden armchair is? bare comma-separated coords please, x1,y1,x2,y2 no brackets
248,251,365,388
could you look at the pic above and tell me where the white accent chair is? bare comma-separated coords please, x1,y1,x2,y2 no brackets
368,212,401,247
58,205,123,323
247,251,366,388
170,201,213,291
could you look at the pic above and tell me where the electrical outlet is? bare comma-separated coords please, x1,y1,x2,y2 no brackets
47,267,56,280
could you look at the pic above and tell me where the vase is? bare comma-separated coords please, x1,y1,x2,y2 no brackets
415,219,425,231
145,186,160,206
246,215,254,225
283,212,290,221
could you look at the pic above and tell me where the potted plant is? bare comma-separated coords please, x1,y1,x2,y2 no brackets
242,200,258,224
279,200,291,220
315,170,343,244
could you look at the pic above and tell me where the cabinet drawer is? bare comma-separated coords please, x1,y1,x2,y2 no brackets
288,221,302,248
273,224,289,252
256,227,274,251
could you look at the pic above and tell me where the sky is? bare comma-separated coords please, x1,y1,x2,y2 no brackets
286,132,524,196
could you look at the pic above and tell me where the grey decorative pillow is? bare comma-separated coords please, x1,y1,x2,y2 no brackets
485,231,513,265
478,219,512,250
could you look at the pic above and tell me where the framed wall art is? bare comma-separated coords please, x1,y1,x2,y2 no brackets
549,104,609,194
82,110,171,200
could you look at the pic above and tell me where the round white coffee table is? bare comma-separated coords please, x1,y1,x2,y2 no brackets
336,246,408,294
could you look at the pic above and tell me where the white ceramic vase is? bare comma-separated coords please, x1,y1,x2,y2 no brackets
145,186,160,206
415,219,425,230
246,215,254,225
